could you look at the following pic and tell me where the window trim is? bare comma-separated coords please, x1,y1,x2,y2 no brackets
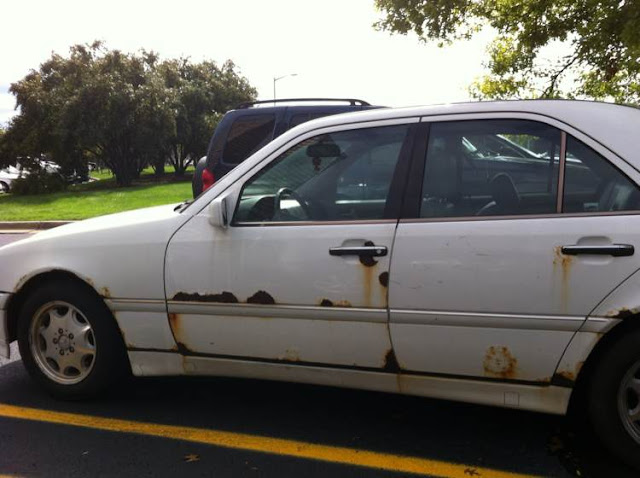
557,131,567,213
229,120,419,227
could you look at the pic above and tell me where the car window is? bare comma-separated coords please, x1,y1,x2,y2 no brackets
223,114,276,165
234,125,410,223
563,136,640,212
420,120,561,218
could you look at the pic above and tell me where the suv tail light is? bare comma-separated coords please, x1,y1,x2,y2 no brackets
202,168,215,192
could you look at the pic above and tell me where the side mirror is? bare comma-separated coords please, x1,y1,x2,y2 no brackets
208,195,229,228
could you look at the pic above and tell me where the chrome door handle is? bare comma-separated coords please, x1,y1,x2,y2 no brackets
329,246,388,257
561,244,635,257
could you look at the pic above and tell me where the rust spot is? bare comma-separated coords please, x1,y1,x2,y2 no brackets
552,360,585,387
281,348,300,362
172,292,238,303
247,290,276,305
483,346,518,379
378,271,389,287
100,287,111,298
464,468,481,477
359,240,378,267
334,299,352,307
383,349,401,373
551,372,575,388
606,307,640,319
320,299,333,307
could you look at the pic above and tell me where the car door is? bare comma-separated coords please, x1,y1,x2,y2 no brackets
165,119,417,368
389,115,640,383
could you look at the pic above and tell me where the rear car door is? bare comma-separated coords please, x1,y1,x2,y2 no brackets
165,118,417,368
388,114,640,383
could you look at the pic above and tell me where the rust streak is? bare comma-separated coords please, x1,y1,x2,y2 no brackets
553,246,574,312
172,292,238,303
168,312,190,353
483,346,518,379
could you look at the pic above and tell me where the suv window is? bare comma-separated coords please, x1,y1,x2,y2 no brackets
563,136,640,212
420,120,561,218
235,125,410,223
223,115,276,165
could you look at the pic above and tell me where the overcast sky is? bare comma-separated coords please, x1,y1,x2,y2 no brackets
0,0,495,126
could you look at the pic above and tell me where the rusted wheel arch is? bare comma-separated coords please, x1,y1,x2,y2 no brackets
6,270,123,351
567,315,640,413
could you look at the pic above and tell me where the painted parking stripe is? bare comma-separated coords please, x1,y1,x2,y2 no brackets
0,403,538,478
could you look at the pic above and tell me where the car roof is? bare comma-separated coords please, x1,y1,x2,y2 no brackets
297,100,640,170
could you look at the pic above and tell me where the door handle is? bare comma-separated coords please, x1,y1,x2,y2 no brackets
329,245,388,257
561,244,635,257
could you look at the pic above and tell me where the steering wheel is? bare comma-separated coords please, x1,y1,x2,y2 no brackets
274,187,313,219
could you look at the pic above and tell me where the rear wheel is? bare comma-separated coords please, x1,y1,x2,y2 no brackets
588,328,640,470
17,281,129,399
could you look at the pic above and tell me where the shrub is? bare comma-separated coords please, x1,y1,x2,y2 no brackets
10,169,67,195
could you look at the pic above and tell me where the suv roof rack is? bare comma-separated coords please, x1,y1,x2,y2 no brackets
235,98,371,109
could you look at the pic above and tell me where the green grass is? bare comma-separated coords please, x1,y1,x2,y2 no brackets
0,178,194,221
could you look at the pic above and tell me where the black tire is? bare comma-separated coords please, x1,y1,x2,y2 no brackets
17,281,129,399
588,328,640,471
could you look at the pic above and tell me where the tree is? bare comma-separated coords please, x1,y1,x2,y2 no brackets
159,59,255,177
2,42,257,186
374,0,640,103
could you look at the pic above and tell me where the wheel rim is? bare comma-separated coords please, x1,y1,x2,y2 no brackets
29,301,97,385
618,359,640,444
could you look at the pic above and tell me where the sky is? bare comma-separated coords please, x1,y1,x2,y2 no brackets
0,0,495,126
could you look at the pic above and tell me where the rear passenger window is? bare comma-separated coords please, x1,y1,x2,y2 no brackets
420,120,561,218
223,115,276,164
563,137,640,212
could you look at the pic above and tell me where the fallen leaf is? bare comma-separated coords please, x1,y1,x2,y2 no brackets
183,453,200,463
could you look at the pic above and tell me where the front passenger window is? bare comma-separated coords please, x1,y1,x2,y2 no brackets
420,120,561,218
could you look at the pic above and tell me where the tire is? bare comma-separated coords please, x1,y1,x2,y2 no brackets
588,328,640,470
0,181,9,193
17,281,129,399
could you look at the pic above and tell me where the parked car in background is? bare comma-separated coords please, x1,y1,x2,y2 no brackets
0,165,22,192
192,98,380,197
2,100,640,470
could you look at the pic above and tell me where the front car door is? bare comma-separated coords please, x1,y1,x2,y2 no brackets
389,114,640,383
165,118,417,369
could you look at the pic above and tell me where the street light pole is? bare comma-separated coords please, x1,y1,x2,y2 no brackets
273,73,298,103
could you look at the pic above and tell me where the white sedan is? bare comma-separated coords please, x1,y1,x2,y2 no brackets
1,100,640,469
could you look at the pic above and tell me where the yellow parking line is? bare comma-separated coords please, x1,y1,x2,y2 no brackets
0,403,538,478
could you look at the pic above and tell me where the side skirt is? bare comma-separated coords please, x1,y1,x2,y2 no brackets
127,351,571,415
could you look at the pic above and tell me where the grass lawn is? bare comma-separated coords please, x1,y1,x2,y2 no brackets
0,167,195,221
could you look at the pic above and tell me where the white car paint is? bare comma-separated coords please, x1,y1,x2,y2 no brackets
1,100,639,418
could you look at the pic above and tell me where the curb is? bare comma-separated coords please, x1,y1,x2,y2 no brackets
0,221,74,231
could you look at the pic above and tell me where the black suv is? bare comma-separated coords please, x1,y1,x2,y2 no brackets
191,98,379,197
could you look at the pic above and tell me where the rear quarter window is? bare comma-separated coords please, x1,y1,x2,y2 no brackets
223,114,276,165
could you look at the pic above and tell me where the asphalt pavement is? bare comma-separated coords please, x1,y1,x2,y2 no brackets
0,232,637,477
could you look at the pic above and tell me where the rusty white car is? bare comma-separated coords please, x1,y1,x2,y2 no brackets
1,100,640,469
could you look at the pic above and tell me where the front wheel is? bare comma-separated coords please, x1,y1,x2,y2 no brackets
588,328,640,470
17,282,129,399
